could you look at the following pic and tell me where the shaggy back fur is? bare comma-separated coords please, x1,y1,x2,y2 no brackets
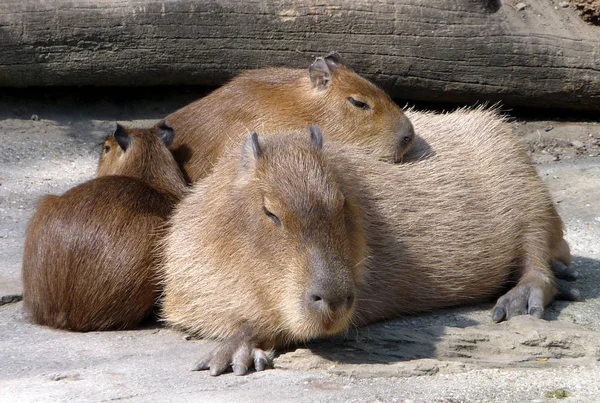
22,122,186,331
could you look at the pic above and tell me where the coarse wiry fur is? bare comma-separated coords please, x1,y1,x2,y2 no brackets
165,53,414,182
402,106,572,270
160,108,566,374
22,123,187,331
350,107,565,324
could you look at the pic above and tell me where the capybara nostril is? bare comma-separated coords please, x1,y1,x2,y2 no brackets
306,289,354,314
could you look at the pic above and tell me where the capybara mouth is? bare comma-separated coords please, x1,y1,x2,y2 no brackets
315,307,354,336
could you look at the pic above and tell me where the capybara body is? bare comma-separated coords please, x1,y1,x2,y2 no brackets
161,109,566,375
165,52,414,182
22,122,186,331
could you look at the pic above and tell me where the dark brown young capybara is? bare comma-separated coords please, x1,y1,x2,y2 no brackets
160,109,569,376
164,52,414,182
22,121,186,331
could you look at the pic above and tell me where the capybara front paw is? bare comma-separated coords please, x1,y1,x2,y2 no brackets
492,283,549,322
192,339,273,376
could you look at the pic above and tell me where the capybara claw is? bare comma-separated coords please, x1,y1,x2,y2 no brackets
253,349,273,372
556,279,582,301
552,260,579,281
191,356,212,372
492,306,506,323
193,331,273,376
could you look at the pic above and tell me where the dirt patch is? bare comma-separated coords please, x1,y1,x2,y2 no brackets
570,0,600,25
511,119,600,163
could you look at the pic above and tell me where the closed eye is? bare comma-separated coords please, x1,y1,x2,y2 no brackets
263,206,281,227
348,97,371,110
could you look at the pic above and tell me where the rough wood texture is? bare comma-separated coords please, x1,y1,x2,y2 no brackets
1,0,599,110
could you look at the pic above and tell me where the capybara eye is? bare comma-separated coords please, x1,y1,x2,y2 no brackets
263,206,281,227
104,145,111,153
348,97,370,110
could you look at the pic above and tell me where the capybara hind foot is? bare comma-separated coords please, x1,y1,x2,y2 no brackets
192,327,273,376
552,260,579,281
555,279,582,302
550,260,581,301
492,275,556,322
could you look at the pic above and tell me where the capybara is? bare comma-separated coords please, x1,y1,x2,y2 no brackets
22,121,186,331
160,109,569,375
164,52,414,182
402,107,577,286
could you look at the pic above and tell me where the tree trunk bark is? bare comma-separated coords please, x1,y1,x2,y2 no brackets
1,0,599,111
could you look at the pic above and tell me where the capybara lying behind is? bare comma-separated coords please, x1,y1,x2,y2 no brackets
160,110,568,375
22,121,186,331
165,52,414,182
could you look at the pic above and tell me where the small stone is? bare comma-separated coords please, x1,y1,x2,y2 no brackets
544,125,554,132
592,133,600,140
553,154,560,161
30,114,39,121
515,2,527,11
0,294,23,305
559,1,569,8
571,140,585,148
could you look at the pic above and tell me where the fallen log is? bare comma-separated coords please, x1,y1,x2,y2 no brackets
0,0,599,111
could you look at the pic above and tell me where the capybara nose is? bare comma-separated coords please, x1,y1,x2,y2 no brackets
307,290,355,313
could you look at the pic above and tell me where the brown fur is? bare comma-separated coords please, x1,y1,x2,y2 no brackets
165,53,414,182
160,108,566,373
22,123,186,331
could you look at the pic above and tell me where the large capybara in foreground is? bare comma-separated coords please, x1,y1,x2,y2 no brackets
160,109,570,376
164,52,415,182
22,121,186,331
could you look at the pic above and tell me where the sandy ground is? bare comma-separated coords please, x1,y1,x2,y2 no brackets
0,89,599,402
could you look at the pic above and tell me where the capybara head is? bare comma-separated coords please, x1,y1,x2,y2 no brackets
97,120,176,176
308,52,414,161
230,126,368,340
96,120,185,196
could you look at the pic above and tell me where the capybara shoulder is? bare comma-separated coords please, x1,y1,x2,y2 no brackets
166,52,414,182
22,121,186,331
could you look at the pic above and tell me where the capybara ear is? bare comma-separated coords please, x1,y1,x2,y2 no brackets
309,57,333,90
157,120,175,147
324,51,345,67
240,132,262,170
114,123,130,151
309,125,324,151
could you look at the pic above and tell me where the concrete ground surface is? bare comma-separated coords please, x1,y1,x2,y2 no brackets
1,89,599,403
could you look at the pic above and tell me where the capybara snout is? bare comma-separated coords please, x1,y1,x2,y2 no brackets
304,245,356,317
